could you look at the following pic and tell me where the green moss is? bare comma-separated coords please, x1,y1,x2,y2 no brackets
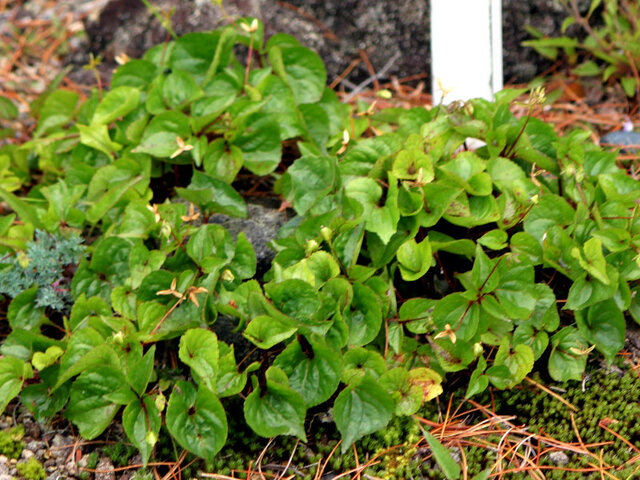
84,451,99,469
131,469,154,480
102,442,137,467
16,457,45,480
0,425,25,459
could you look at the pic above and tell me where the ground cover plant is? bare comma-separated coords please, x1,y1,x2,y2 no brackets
524,0,640,101
0,11,639,479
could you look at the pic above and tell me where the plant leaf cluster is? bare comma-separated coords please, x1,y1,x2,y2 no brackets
524,0,640,98
0,17,638,468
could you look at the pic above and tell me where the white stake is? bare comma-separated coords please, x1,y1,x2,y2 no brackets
431,0,503,104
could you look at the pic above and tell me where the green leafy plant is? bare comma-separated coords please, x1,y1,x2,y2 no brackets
524,0,640,98
0,13,638,474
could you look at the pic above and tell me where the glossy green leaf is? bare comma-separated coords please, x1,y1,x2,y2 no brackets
344,283,382,346
433,293,478,342
548,327,588,382
265,279,320,320
274,336,341,407
575,299,625,362
92,86,140,125
492,337,534,388
123,395,161,467
284,155,337,215
0,356,33,414
166,380,228,463
8,287,46,332
334,375,394,453
126,345,155,396
163,70,204,108
465,357,488,398
478,229,508,250
0,186,44,230
244,367,307,441
397,238,432,281
179,329,219,391
77,124,122,159
244,315,297,349
176,170,247,218
216,342,247,398
233,113,281,175
133,111,191,158
342,347,387,383
111,60,158,88
268,45,326,104
65,366,126,439
34,90,78,136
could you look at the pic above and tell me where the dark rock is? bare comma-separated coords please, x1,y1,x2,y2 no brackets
600,130,640,152
80,0,594,90
208,199,287,280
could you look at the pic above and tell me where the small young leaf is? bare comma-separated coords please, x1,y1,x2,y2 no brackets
244,315,297,349
397,238,432,281
0,356,33,414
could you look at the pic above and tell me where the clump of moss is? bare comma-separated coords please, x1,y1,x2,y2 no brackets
79,451,100,480
16,457,46,480
414,367,640,479
131,469,154,480
102,442,137,467
0,425,25,459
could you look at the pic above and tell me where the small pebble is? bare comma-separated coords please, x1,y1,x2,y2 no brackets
20,449,35,460
65,460,78,476
95,457,116,480
548,451,569,466
26,441,46,452
51,434,68,447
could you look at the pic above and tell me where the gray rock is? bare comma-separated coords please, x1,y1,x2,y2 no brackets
51,434,68,448
0,474,12,480
209,199,287,279
600,130,640,152
0,456,8,476
25,441,45,452
65,459,79,476
20,449,34,460
547,450,569,466
95,457,116,480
